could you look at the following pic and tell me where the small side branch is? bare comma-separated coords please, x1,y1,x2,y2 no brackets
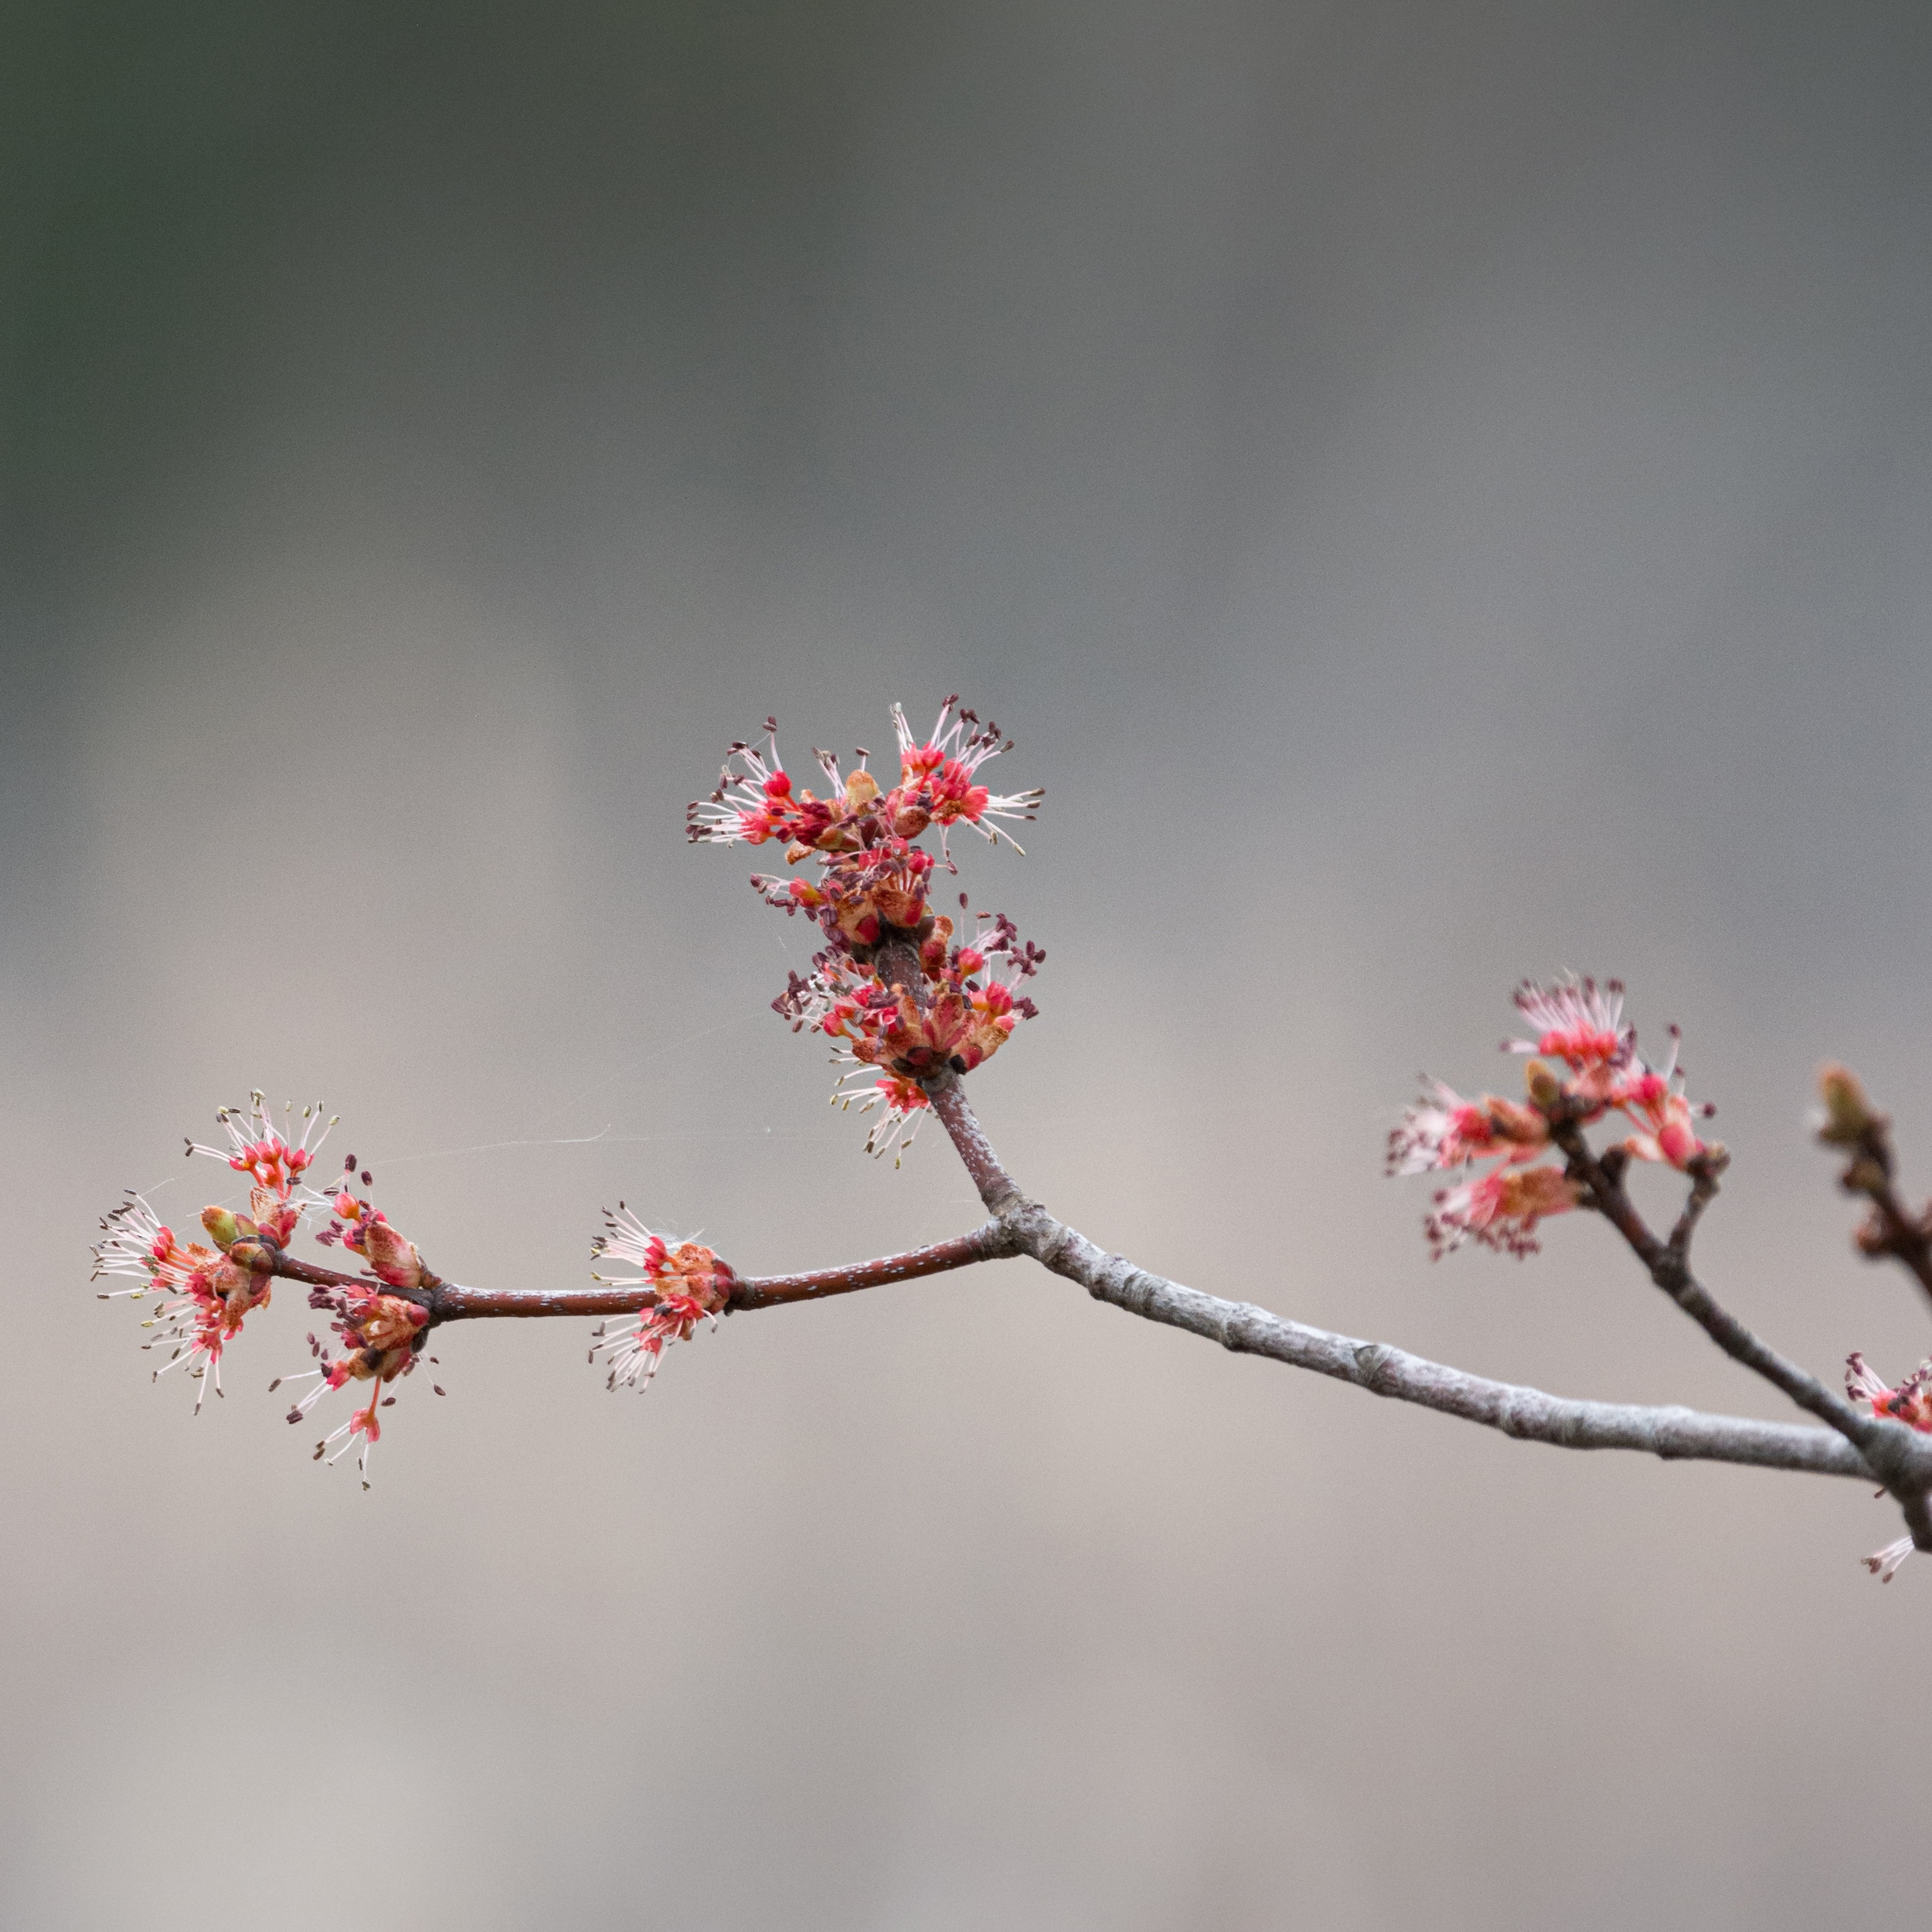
1548,1121,1886,1459
732,1222,1019,1310
1817,1064,1932,1316
927,1077,1022,1211
281,1226,1023,1322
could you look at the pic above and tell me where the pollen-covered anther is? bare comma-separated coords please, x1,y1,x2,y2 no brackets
1523,1060,1564,1111
1864,1536,1916,1583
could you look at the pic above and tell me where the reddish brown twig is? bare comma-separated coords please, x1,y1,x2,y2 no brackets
730,1223,1019,1310
264,1226,1019,1321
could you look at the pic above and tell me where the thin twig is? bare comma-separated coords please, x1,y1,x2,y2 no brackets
1547,1120,1883,1456
733,1223,1021,1311
266,1226,1021,1321
1817,1068,1932,1316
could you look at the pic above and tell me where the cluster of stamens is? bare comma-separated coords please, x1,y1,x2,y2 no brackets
1389,978,1716,1258
587,1205,736,1390
92,1099,451,1483
692,698,1045,1161
91,1096,338,1409
269,1152,439,1485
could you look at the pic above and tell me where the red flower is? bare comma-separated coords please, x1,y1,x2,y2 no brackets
187,1093,335,1200
587,1207,736,1389
1393,979,1717,1258
93,1194,274,1410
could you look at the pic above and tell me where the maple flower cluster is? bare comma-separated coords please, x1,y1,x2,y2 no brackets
90,1086,757,1473
91,1095,335,1408
272,1154,440,1486
90,1096,454,1484
1388,978,1716,1258
1844,1352,1932,1581
690,698,1045,1159
587,1205,736,1390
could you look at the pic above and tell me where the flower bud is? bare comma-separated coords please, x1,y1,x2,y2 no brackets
1818,1063,1876,1146
362,1219,424,1291
1523,1060,1564,1110
844,769,881,811
1845,1154,1888,1196
361,1294,430,1352
199,1205,240,1250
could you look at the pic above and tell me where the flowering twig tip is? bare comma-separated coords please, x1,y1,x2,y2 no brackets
1396,978,1713,1258
692,698,1043,1162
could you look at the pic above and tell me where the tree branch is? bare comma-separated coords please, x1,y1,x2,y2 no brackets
917,1078,1928,1489
730,1222,1021,1310
1547,1120,1889,1460
253,1064,1932,1495
1010,1206,1872,1478
264,1226,1022,1321
1816,1067,1932,1316
927,1076,1022,1211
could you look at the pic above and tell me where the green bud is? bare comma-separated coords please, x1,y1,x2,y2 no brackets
1818,1063,1876,1146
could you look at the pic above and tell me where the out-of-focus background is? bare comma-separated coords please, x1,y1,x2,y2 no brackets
8,2,1932,1924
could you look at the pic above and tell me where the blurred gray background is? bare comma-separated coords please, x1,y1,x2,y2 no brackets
9,2,1932,1925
